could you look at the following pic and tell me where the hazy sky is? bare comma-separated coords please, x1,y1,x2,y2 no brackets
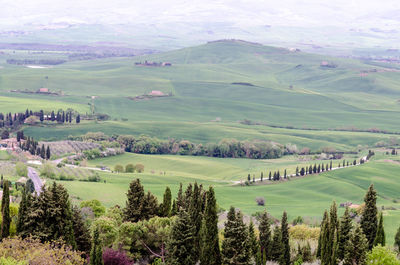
1,0,399,29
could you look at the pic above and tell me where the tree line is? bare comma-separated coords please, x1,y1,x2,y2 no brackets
116,135,284,159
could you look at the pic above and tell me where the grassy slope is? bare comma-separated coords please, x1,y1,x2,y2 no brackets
2,40,400,150
59,151,400,245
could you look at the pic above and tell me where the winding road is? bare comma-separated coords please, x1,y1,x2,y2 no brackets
27,167,43,194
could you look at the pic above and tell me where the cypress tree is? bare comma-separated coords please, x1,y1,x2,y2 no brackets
330,160,332,170
123,179,145,222
76,114,80,123
200,187,221,265
337,207,352,260
296,166,299,176
90,227,103,265
171,199,177,216
189,182,203,259
72,206,91,253
322,164,325,172
343,225,368,265
260,172,263,182
269,171,271,181
176,183,184,211
221,207,251,265
270,226,282,262
46,146,51,160
40,144,45,159
141,191,158,220
248,174,251,182
317,210,329,259
162,186,172,217
318,164,321,173
280,211,290,265
360,184,378,250
284,169,287,179
248,220,259,263
329,202,338,265
1,180,10,239
16,186,32,235
259,211,272,260
373,212,385,246
167,210,196,265
395,225,400,252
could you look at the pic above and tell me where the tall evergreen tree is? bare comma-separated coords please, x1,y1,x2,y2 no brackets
40,144,45,159
171,199,177,216
176,183,184,211
343,225,368,265
200,187,221,265
280,211,290,265
46,146,51,160
90,227,104,265
373,212,385,246
161,186,172,217
270,226,282,262
189,182,203,259
248,220,259,263
16,186,32,235
1,180,10,239
258,211,272,261
167,210,196,265
395,225,400,252
72,206,91,253
221,207,251,265
329,202,338,265
123,179,145,222
337,207,352,260
317,210,329,259
76,114,80,123
360,184,378,250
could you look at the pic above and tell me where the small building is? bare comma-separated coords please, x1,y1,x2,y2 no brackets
37,88,49,93
149,90,164,96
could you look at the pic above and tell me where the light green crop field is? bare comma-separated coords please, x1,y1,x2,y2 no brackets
56,151,400,245
1,40,400,151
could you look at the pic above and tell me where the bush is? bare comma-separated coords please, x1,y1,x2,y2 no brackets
256,197,265,206
114,165,124,173
0,237,85,265
135,163,144,173
80,199,106,218
366,245,400,265
292,216,304,225
289,225,320,240
40,162,56,178
125,164,135,173
103,248,134,265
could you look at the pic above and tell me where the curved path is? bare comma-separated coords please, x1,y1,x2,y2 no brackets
27,167,43,194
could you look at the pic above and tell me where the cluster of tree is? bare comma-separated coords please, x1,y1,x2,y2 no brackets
114,163,145,173
116,135,284,159
19,136,51,159
0,109,81,136
3,176,400,265
6,58,67,65
317,184,386,265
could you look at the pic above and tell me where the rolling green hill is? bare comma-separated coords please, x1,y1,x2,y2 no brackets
2,40,400,151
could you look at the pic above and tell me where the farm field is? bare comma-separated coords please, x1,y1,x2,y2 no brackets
1,40,400,153
56,151,400,245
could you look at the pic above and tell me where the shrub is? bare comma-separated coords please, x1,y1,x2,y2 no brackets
292,216,304,225
103,248,134,265
80,199,106,218
135,163,144,173
125,164,135,173
0,237,85,265
40,162,56,178
289,225,320,240
366,245,400,265
86,175,101,182
256,197,265,206
114,164,124,173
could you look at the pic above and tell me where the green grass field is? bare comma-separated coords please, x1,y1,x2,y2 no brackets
2,40,400,152
55,150,400,245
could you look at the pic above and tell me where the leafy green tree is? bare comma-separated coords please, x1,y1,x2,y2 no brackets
200,187,221,265
221,207,251,265
373,212,385,246
167,210,196,265
366,245,400,265
125,164,135,173
80,199,106,218
280,211,290,265
114,165,124,173
161,186,172,217
337,207,352,260
90,227,104,265
360,184,378,250
1,180,10,239
343,225,368,265
258,211,272,260
15,162,27,177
